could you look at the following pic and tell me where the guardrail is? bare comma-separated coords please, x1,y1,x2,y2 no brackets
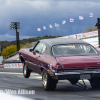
4,52,18,59
0,64,4,68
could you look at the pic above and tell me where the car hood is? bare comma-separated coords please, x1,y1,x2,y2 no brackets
56,55,100,68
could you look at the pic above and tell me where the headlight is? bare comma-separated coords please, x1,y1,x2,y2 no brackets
57,65,64,72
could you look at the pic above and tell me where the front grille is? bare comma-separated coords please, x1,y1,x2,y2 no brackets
60,66,100,72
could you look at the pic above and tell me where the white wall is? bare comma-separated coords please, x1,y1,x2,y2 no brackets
0,56,3,64
82,37,98,48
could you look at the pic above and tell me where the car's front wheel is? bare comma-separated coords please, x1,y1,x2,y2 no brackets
42,69,57,91
89,78,100,89
23,62,31,78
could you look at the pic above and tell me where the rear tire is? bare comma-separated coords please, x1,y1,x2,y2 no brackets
42,69,57,91
23,62,31,78
89,78,100,89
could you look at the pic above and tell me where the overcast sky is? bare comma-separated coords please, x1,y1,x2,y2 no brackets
0,0,100,41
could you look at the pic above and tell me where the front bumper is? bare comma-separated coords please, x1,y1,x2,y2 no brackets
55,70,100,75
55,70,100,80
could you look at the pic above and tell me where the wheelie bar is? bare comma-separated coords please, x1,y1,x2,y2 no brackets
75,80,88,90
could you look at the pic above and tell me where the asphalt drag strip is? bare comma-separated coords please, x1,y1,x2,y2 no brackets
0,72,100,100
0,71,90,82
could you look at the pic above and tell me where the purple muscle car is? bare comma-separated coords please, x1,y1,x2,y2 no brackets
19,38,100,91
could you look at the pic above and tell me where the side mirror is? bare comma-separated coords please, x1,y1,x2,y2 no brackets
29,49,33,52
33,51,36,55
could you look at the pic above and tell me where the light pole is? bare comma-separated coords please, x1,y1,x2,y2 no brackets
10,22,21,51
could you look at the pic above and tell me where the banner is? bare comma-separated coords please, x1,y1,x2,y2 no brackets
79,16,84,20
63,30,98,39
62,20,66,24
90,13,93,17
70,18,74,22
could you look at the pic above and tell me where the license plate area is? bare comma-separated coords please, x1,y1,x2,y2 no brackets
80,74,91,80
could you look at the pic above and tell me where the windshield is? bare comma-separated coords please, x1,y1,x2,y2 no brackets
52,44,98,56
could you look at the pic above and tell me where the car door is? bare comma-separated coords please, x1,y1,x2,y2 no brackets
35,43,47,74
26,49,37,72
32,42,46,73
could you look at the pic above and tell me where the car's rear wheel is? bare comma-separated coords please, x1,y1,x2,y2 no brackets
42,69,57,91
23,62,31,78
89,78,100,89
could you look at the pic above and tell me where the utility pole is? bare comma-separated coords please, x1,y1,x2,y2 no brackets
10,22,21,51
0,44,1,56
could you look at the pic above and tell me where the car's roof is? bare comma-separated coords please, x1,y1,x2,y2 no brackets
39,38,89,47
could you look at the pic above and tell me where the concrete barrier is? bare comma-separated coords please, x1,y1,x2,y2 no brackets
0,63,23,68
0,64,4,68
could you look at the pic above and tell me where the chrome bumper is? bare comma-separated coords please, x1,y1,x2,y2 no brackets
55,70,100,76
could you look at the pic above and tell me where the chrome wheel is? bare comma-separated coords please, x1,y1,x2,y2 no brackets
43,72,47,87
24,64,27,75
42,69,57,91
23,62,31,78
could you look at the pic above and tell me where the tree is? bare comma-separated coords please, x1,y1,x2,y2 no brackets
86,26,97,32
20,44,24,48
2,45,17,57
2,44,24,57
22,43,31,48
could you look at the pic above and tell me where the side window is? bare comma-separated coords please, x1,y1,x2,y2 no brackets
41,45,46,53
34,42,46,54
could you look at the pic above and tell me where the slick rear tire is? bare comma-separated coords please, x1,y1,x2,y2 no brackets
23,62,31,78
89,78,100,89
42,69,57,91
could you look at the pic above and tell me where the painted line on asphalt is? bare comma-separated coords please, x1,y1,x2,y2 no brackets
0,72,40,76
16,75,42,79
29,77,42,79
0,72,23,75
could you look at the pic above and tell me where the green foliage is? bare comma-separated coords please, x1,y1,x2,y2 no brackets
2,45,17,57
85,26,97,32
22,43,32,48
2,44,24,57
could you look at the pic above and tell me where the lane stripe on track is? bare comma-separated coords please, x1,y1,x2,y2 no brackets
0,72,23,75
